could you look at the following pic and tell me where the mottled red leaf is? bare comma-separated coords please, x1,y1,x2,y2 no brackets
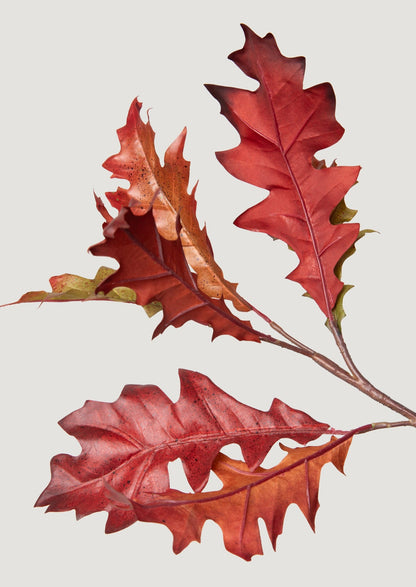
36,369,330,534
89,206,258,341
9,101,250,323
127,435,352,560
103,99,248,311
207,25,360,318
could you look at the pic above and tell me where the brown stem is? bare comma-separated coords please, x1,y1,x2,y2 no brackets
326,317,416,423
347,379,416,422
242,298,315,353
262,333,351,379
359,420,416,432
328,316,368,381
222,292,416,425
237,292,359,371
260,332,416,423
142,420,416,509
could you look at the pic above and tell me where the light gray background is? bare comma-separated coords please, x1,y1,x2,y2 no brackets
1,0,415,585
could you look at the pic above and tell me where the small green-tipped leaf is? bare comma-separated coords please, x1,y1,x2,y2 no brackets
11,267,136,305
330,229,375,329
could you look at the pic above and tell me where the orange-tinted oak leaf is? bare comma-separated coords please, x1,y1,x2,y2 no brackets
9,267,136,305
206,25,361,319
89,207,258,342
131,435,351,560
35,369,330,534
103,99,248,312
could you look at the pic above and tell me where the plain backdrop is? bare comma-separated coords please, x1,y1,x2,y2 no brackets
1,1,415,585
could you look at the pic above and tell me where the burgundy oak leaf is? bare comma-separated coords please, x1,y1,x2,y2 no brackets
89,206,258,341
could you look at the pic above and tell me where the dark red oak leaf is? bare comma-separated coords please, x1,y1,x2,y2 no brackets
207,25,361,318
89,206,259,341
36,369,330,534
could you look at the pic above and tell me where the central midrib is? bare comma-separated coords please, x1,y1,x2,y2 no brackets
253,58,333,318
57,424,327,495
130,100,237,307
122,222,259,338
144,432,352,508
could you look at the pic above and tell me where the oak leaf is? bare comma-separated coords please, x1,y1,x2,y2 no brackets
207,25,361,319
104,100,248,311
7,266,136,305
89,206,258,341
35,369,330,535
5,196,160,317
126,436,352,560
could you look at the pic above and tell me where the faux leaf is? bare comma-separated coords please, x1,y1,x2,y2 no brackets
207,25,361,319
331,229,374,328
311,158,373,328
104,99,249,312
127,435,352,560
89,206,258,341
36,369,330,534
8,267,136,305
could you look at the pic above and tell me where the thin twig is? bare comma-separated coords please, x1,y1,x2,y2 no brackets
139,420,416,509
235,288,416,424
328,316,369,381
260,330,416,423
